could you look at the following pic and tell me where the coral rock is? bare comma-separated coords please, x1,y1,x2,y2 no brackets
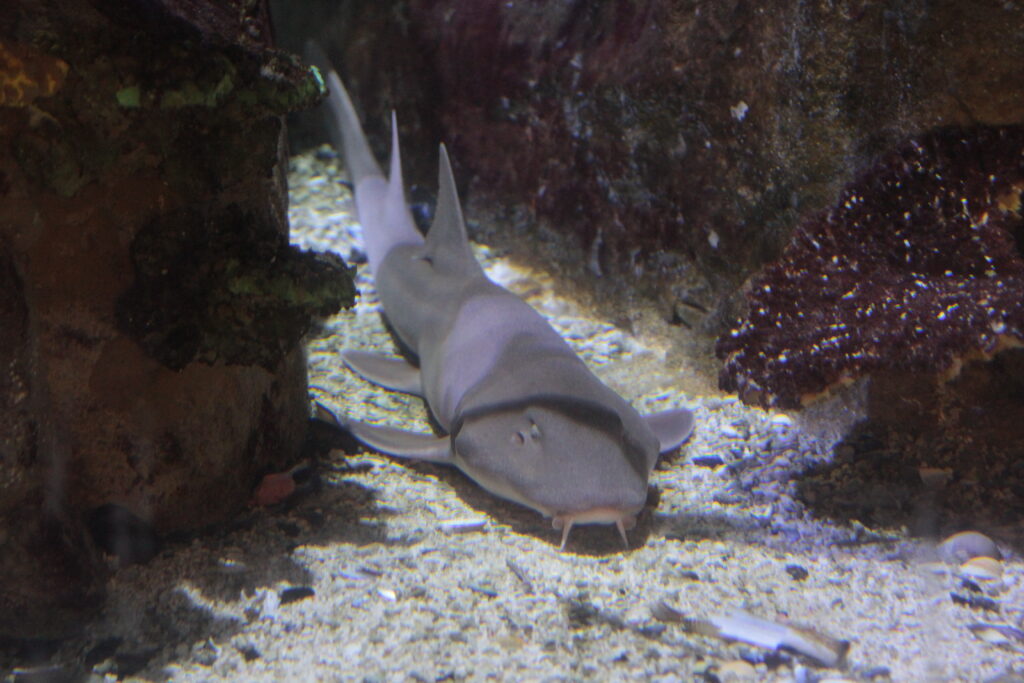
717,126,1024,408
0,41,68,106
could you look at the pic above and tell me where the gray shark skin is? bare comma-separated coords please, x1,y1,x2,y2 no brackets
312,52,695,549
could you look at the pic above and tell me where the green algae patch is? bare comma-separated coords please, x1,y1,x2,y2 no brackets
116,85,141,108
160,71,234,109
235,54,326,116
119,204,356,371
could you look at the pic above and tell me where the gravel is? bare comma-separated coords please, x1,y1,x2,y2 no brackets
13,148,1023,682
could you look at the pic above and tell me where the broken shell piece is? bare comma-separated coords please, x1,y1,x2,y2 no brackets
259,589,280,620
439,517,488,534
216,554,250,575
768,414,798,450
652,602,849,667
968,623,1024,647
717,659,757,681
921,561,951,576
959,556,1003,582
938,531,1002,563
506,557,535,594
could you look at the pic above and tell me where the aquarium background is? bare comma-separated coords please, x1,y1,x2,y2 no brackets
1,0,1022,680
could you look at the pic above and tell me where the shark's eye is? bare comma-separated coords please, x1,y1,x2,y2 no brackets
529,422,542,440
511,431,526,445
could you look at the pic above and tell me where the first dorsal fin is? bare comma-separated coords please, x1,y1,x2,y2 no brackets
425,144,479,273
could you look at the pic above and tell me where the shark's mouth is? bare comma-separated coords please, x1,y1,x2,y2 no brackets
551,507,639,551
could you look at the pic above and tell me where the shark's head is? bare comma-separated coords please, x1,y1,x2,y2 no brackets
451,400,659,549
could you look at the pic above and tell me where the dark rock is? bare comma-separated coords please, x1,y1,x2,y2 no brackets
0,0,346,639
690,454,726,468
718,125,1024,409
951,591,999,612
279,586,316,604
83,636,123,668
276,0,1024,336
112,646,160,678
117,203,353,371
784,564,809,581
86,504,159,565
236,644,262,661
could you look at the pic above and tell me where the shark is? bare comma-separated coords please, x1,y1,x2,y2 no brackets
314,55,696,549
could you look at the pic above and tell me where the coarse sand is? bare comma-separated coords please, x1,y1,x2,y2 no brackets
12,149,1022,683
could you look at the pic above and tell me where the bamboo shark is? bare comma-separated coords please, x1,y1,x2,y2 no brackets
315,57,695,549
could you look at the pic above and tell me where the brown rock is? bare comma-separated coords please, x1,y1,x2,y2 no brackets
279,0,1024,331
0,0,350,638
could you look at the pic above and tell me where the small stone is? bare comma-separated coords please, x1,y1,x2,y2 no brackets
720,424,745,439
959,556,1003,582
768,414,798,450
280,586,316,604
253,472,297,506
86,503,159,565
259,590,280,620
217,553,250,575
785,564,810,581
439,518,487,534
951,591,1000,612
236,644,261,661
717,659,757,680
465,582,499,598
969,623,1024,646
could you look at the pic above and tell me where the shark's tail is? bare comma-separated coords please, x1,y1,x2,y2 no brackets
305,41,381,184
306,41,422,274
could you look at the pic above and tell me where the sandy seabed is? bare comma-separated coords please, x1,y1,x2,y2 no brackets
18,149,1023,682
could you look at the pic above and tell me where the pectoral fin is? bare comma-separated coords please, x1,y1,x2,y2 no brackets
644,407,696,453
342,350,423,396
344,419,453,463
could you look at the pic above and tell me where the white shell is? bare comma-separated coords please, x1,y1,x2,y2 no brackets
938,531,1001,563
958,556,1003,582
769,413,798,450
717,660,757,681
